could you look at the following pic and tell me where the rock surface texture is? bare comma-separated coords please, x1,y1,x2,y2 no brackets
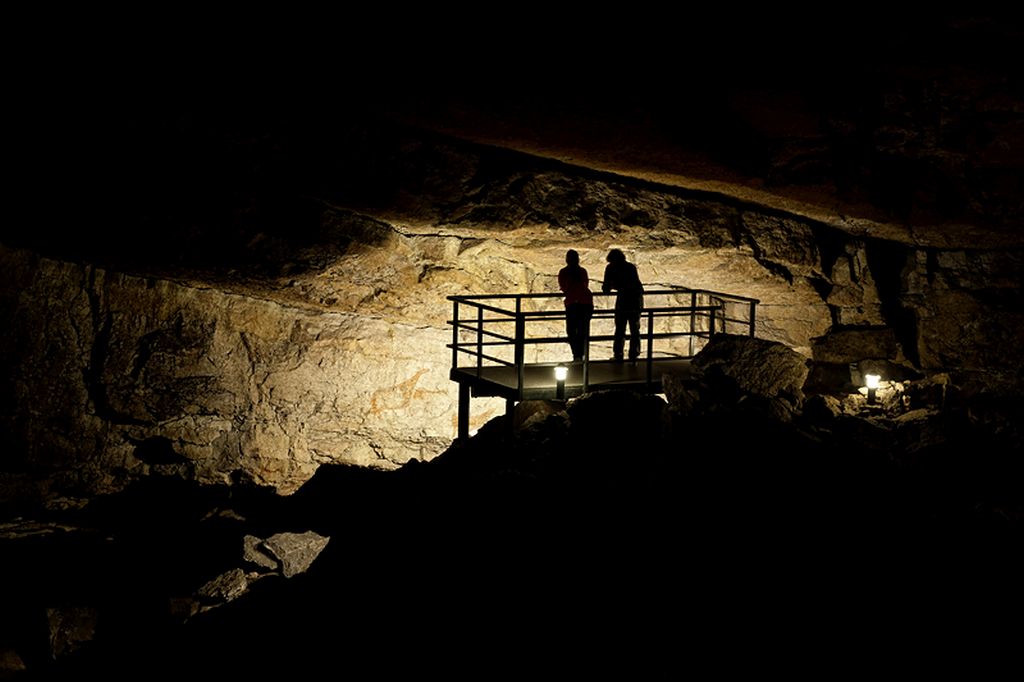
2,38,1024,499
1,114,1021,499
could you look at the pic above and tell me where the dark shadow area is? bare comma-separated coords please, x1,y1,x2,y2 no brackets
3,378,1021,676
6,11,1024,282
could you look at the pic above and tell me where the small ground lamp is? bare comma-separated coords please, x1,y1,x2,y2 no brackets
865,374,881,404
554,365,568,400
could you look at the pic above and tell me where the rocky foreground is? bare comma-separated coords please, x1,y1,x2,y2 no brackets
1,338,1021,677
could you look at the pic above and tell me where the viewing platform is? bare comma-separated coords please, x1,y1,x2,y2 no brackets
448,287,759,438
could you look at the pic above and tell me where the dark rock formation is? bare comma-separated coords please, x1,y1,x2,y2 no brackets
196,568,249,605
1,367,1021,677
46,607,97,660
259,531,330,579
691,334,809,417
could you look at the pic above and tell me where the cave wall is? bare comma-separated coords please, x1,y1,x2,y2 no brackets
0,248,455,497
1,121,1021,500
902,248,1024,386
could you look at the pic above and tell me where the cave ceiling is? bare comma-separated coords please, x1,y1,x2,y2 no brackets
377,16,1024,248
6,13,1023,268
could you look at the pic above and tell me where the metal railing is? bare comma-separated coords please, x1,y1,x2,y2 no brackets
447,287,759,398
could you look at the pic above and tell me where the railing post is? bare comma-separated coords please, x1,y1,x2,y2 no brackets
689,291,696,357
458,382,470,440
645,308,654,389
451,299,459,370
476,305,483,377
514,296,525,399
709,304,716,337
583,325,590,393
748,300,757,337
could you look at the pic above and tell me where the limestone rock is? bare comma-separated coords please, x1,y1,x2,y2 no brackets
262,531,330,578
826,243,885,325
242,535,278,572
804,348,921,395
811,327,899,364
0,246,466,497
693,334,809,410
903,373,960,411
197,568,249,604
803,362,855,395
903,248,1024,378
740,211,820,276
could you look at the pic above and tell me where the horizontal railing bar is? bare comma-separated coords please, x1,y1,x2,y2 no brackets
525,355,691,368
449,296,755,319
447,323,515,342
453,363,515,372
519,305,722,318
455,355,693,376
450,301,519,316
448,347,515,365
451,331,714,348
448,340,518,347
496,332,711,345
448,289,755,301
447,317,520,324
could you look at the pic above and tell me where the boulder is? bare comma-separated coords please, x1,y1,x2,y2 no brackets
242,535,278,572
197,568,250,604
262,532,331,579
692,334,809,413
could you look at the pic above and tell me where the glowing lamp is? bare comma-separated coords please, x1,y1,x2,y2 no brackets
865,374,881,404
554,365,568,399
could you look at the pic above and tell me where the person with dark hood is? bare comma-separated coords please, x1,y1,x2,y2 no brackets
602,248,644,361
558,249,594,361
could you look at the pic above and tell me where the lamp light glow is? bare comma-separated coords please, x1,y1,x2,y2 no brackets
554,365,568,399
865,374,881,404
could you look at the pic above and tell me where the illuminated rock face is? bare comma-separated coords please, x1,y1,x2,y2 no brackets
0,250,453,495
1,125,1020,498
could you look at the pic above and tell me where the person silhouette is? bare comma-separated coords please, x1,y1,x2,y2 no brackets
602,249,644,361
558,249,594,362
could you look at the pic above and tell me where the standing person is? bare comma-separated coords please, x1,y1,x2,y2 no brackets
558,249,594,362
602,248,644,361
